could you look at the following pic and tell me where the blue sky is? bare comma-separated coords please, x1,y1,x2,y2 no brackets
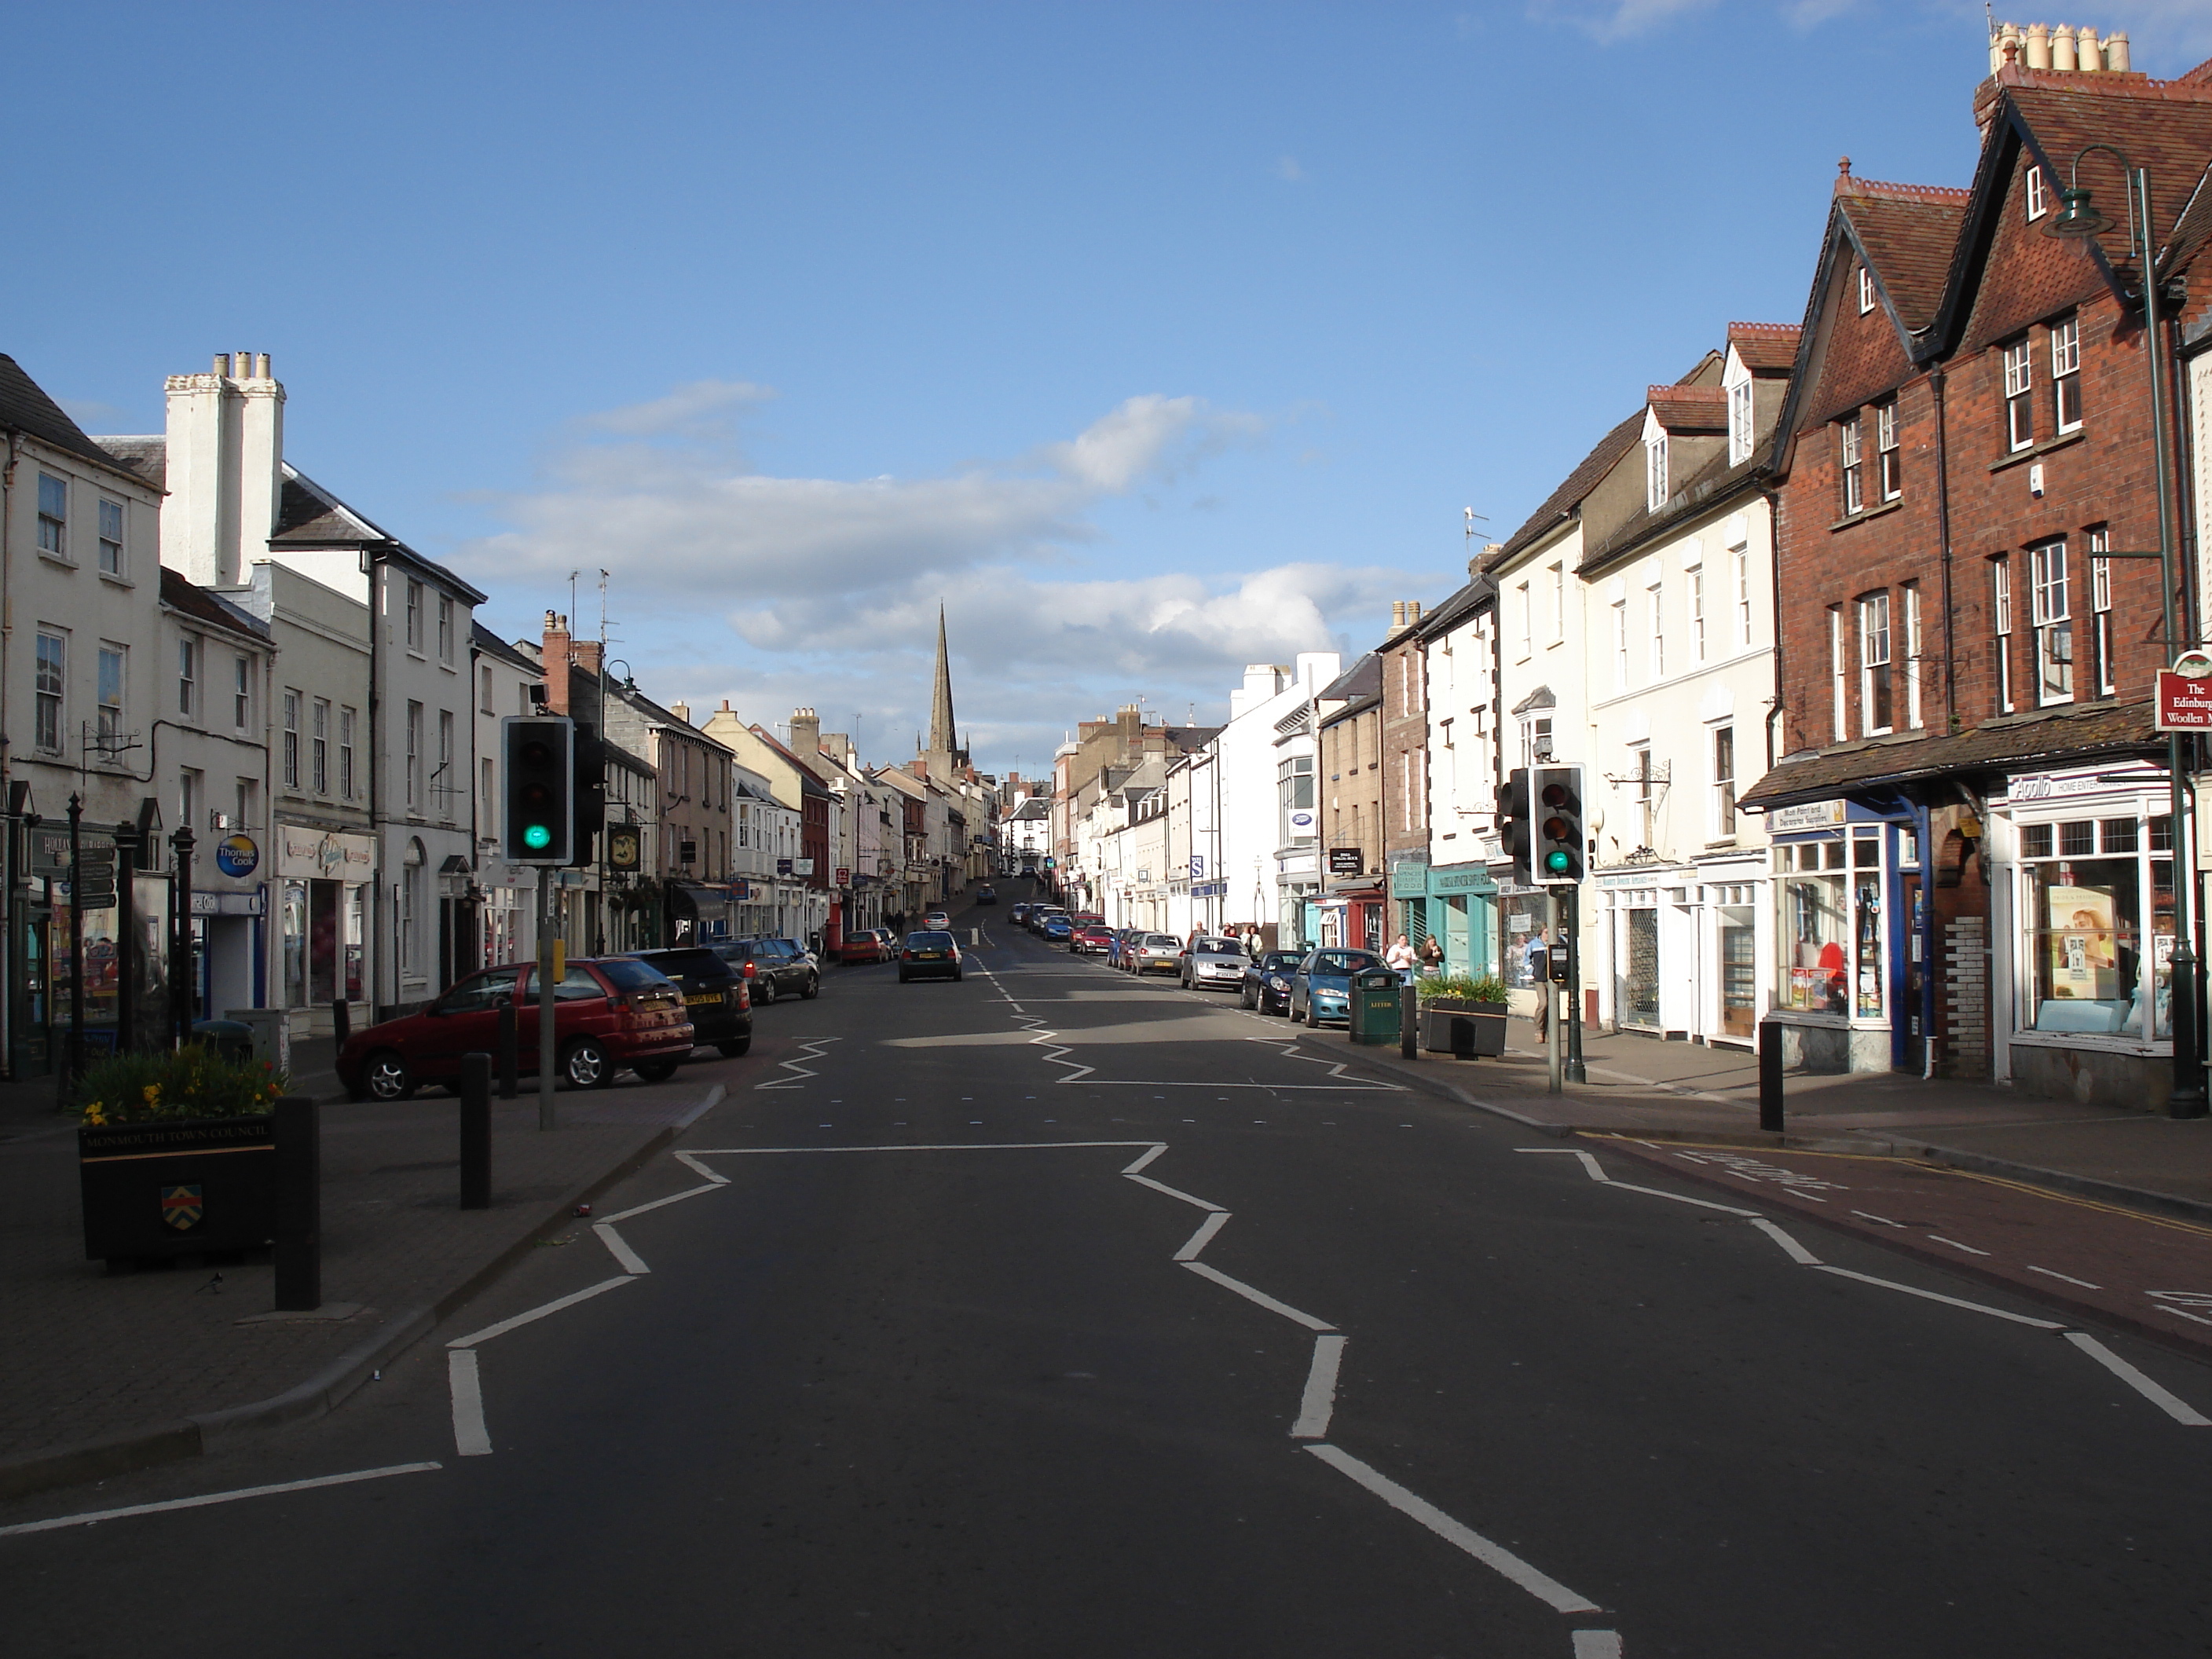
10,2,2208,778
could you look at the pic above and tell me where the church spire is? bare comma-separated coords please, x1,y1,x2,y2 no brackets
928,603,957,760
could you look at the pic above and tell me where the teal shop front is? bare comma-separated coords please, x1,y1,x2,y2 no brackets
1393,853,1499,979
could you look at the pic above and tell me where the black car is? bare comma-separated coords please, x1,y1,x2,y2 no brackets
898,930,964,983
621,947,753,1057
975,884,998,905
1240,950,1306,1015
711,936,820,1003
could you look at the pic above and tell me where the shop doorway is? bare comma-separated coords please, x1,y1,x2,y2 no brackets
1623,907,1660,1028
1719,906,1756,1041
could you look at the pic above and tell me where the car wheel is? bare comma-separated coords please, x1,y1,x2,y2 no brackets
1304,999,1320,1028
562,1038,614,1090
952,968,963,981
755,976,777,1005
632,1057,679,1083
717,1036,753,1057
361,1050,413,1102
801,973,820,1000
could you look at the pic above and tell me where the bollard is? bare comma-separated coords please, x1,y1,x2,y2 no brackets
273,1093,321,1311
460,1053,492,1210
496,1000,518,1100
331,997,351,1051
1759,1018,1785,1134
1400,984,1419,1060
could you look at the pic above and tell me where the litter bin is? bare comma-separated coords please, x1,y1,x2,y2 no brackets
1347,969,1402,1046
191,1018,255,1064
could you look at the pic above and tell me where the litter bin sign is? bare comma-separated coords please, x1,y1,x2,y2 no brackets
1348,969,1402,1046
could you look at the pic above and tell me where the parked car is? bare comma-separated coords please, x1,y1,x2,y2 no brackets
1009,903,1033,926
621,946,753,1057
339,958,696,1101
898,930,964,983
1027,906,1067,934
1240,951,1306,1015
712,936,820,1003
1126,932,1184,976
1179,936,1247,991
1108,928,1142,969
975,884,998,905
1039,913,1075,943
1071,923,1115,955
1287,948,1384,1027
838,928,891,965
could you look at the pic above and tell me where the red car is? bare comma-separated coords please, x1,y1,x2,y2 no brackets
1070,924,1115,955
839,928,891,965
339,958,696,1101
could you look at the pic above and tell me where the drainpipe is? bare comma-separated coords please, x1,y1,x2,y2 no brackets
366,547,385,1016
1760,485,1785,772
1932,370,1957,734
1,428,16,1079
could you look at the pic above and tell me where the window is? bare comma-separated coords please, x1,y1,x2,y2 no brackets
1728,376,1754,466
35,631,64,753
483,757,496,837
311,699,330,793
1858,592,1892,734
1515,580,1531,658
1647,580,1665,680
1840,416,1864,515
2018,811,2174,1040
1876,401,1901,501
1903,582,1924,730
1631,743,1655,849
2089,528,2115,698
406,701,423,810
438,709,456,821
179,770,199,843
96,646,124,751
1734,543,1753,647
233,655,251,730
1522,716,1554,767
1712,726,1737,840
1646,433,1668,511
1278,755,1314,846
405,580,423,650
98,500,123,575
1829,606,1847,741
1776,836,1883,1017
37,474,65,556
2051,317,2082,433
1994,556,2015,713
236,778,257,833
1612,600,1628,692
2026,164,2048,221
2031,539,2072,704
340,707,357,798
282,690,301,788
437,595,454,663
480,665,494,714
2004,339,2034,451
1857,265,1875,314
1548,562,1565,641
1690,567,1707,662
178,636,198,718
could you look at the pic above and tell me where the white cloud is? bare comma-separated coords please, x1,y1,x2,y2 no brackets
1529,0,1715,45
578,379,775,438
1277,155,1305,182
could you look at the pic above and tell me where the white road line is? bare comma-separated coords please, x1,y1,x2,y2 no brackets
1927,1235,1992,1257
447,1275,638,1350
1850,1209,1905,1227
1070,1079,1402,1090
1125,1172,1226,1212
1749,1217,1822,1265
2025,1265,2102,1289
593,1221,650,1276
0,1462,444,1539
1291,1334,1349,1438
1304,1443,1601,1614
2063,1332,2212,1426
1181,1261,1335,1331
597,1183,722,1225
1572,1632,1625,1659
687,1141,1157,1155
1573,1151,1610,1184
1174,1210,1232,1262
1603,1180,1758,1217
449,1350,492,1456
2152,1303,2212,1329
1810,1264,2065,1329
1121,1144,1167,1175
671,1152,730,1185
754,1035,842,1090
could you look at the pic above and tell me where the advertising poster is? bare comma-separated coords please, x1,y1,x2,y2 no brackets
2044,882,2118,999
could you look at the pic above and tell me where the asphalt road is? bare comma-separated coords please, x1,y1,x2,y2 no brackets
6,892,2212,1657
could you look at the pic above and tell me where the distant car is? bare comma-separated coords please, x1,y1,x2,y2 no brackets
1108,928,1142,969
1071,923,1114,955
1039,914,1075,942
1179,936,1247,991
924,909,951,929
1240,951,1306,1015
711,937,820,1003
621,946,753,1057
1126,932,1183,976
838,928,891,965
1027,906,1067,934
975,884,998,905
1288,948,1384,1027
339,958,695,1101
1009,903,1033,926
899,930,964,983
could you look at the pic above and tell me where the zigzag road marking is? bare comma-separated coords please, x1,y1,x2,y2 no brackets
754,1035,842,1091
1242,1034,1405,1091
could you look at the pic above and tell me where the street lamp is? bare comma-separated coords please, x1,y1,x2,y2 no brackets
2045,145,2206,1118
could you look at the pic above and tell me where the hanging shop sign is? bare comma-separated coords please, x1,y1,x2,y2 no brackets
277,828,375,882
214,834,259,878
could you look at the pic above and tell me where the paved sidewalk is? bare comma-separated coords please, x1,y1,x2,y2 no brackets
0,1042,760,1500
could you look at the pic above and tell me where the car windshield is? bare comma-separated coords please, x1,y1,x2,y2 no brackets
906,932,957,948
1144,935,1180,947
633,949,728,980
595,959,674,992
1260,953,1302,971
1307,951,1378,976
1192,938,1238,954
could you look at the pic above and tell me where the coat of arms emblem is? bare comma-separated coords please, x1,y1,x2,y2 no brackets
160,1184,204,1229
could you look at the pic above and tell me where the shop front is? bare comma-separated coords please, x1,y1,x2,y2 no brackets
1415,860,1499,980
1763,797,1921,1074
277,826,372,1038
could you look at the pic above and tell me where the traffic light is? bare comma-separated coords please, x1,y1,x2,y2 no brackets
1496,768,1533,888
571,721,606,869
501,716,574,865
1533,764,1584,885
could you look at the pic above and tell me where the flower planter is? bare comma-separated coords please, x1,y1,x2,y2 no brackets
79,1115,277,1266
1419,1001,1508,1059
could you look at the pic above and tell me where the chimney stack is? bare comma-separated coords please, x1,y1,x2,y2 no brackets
161,349,284,589
542,611,572,714
789,706,821,756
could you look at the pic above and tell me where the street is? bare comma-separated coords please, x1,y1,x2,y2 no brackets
6,899,2212,1658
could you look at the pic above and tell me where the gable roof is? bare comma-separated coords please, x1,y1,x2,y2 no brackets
1834,172,1971,334
1486,409,1645,569
471,620,542,677
161,566,269,645
1727,322,1801,372
1646,385,1727,434
0,357,148,482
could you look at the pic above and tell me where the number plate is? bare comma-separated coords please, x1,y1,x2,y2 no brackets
685,992,723,1006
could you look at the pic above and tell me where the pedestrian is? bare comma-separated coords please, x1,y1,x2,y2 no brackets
1419,935,1444,976
1524,928,1551,1045
1385,932,1416,984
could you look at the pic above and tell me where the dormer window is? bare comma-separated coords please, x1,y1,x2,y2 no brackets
2026,164,2048,222
1727,376,1753,465
1856,265,1875,315
1646,432,1668,512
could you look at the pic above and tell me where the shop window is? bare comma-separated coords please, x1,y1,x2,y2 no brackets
2019,811,2174,1039
1778,835,1883,1017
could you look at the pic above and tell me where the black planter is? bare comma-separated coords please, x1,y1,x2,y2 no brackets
1419,1002,1508,1058
79,1115,276,1265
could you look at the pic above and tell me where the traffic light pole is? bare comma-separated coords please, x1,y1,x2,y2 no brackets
1546,889,1562,1097
1565,884,1586,1084
537,865,557,1130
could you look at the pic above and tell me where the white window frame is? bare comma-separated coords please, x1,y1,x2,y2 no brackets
2090,528,2115,698
1829,605,1848,742
1734,543,1753,648
35,629,65,754
283,690,301,789
438,709,456,822
1727,375,1754,466
1646,434,1668,512
1994,556,2015,713
1857,265,1875,315
1690,567,1706,662
96,644,126,753
1711,723,1737,842
437,595,454,664
2026,164,2048,222
1840,416,1864,515
406,700,423,811
1613,600,1628,693
2004,339,2035,452
98,498,124,576
233,654,251,731
1858,592,1892,736
37,474,66,558
1515,580,1532,660
2031,539,2073,706
405,580,424,651
313,698,331,793
1647,579,1665,681
340,706,357,799
2052,317,2082,434
1903,582,1924,730
1876,401,1901,501
1548,562,1565,642
177,635,198,720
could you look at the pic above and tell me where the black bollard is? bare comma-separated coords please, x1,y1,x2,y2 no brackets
273,1093,321,1311
1400,983,1419,1060
331,997,352,1050
496,1000,518,1100
1758,1018,1785,1134
460,1053,492,1210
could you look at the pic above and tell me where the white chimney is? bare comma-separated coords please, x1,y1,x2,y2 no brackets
2050,25,2076,71
161,352,286,589
2107,30,2129,70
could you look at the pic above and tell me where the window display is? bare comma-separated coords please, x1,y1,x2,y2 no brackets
2019,815,2172,1038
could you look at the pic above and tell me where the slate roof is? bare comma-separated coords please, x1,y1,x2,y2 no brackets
471,619,541,677
1578,446,1763,576
1486,409,1646,570
98,434,167,488
1834,174,1970,333
1412,575,1495,642
1317,652,1382,716
1727,322,1801,372
1738,699,2160,811
0,357,147,480
161,566,269,643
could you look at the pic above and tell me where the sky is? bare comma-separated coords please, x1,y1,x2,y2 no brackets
9,1,2210,780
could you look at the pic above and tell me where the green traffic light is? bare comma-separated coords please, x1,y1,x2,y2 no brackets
1544,850,1570,873
523,822,552,851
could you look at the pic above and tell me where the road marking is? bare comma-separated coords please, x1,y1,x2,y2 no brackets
1126,1172,1226,1212
1927,1234,1991,1257
593,1221,650,1275
598,1183,721,1224
1181,1261,1334,1331
2153,1302,2212,1328
1291,1334,1348,1438
671,1152,730,1185
1604,1180,1759,1217
754,1035,842,1090
1809,1265,2064,1329
1850,1209,1904,1227
449,1350,492,1456
2023,1265,2101,1289
447,1275,638,1349
1304,1443,1601,1614
2063,1332,2211,1426
688,1141,1158,1155
0,1462,444,1539
1121,1144,1167,1175
1749,1217,1822,1265
1175,1210,1232,1262
1572,1633,1625,1658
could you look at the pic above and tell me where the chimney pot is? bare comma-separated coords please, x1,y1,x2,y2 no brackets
2023,22,2049,70
2106,30,2128,71
2076,25,2100,69
254,352,270,379
213,353,230,376
2050,24,2075,71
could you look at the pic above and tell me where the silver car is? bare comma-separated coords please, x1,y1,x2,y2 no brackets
1127,933,1184,976
1180,936,1247,990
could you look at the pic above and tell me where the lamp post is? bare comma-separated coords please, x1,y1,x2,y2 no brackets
2045,147,2206,1118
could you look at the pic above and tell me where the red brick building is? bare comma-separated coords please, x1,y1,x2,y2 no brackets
1744,49,2212,1105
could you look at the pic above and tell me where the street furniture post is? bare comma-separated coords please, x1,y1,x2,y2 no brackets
537,866,557,1130
170,822,195,1049
273,1093,321,1312
1546,890,1562,1097
62,792,83,1106
331,997,351,1051
1400,982,1419,1060
114,820,137,1053
1564,884,1587,1084
1759,1018,1785,1133
460,1052,492,1210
